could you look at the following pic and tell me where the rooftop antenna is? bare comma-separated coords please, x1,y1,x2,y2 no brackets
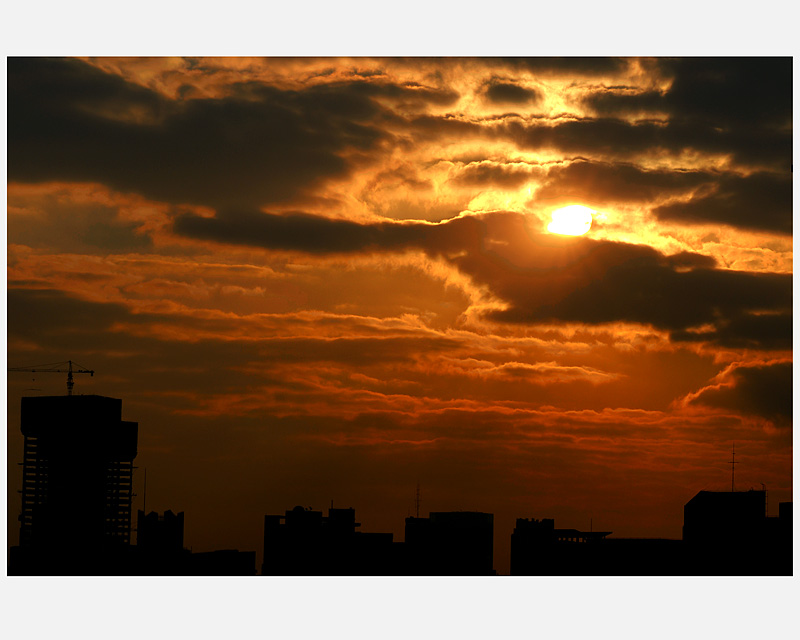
143,468,147,514
729,443,738,492
415,482,420,518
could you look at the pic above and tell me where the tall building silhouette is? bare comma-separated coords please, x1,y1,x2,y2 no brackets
11,395,138,574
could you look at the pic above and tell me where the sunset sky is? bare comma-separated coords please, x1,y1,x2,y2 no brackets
6,56,793,576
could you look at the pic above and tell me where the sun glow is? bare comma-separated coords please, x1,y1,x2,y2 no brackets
547,205,595,236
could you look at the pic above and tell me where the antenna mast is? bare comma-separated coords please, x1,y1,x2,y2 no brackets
415,482,420,518
729,443,738,492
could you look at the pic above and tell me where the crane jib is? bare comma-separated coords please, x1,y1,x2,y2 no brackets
8,361,95,396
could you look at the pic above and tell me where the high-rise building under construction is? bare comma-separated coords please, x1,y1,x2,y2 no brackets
17,395,138,555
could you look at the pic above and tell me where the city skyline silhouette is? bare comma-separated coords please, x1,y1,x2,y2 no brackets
7,391,792,576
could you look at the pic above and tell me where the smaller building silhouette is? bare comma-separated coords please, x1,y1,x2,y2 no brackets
683,490,791,575
510,517,611,575
404,511,494,575
133,510,189,574
137,509,185,552
262,505,399,575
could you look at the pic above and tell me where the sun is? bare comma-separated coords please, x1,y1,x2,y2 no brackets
546,205,595,236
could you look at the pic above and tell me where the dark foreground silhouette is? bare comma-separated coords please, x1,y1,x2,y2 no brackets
7,394,793,576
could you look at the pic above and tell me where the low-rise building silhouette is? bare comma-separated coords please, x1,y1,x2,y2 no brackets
510,517,612,575
262,506,494,576
262,505,400,575
133,509,189,574
137,509,185,553
683,489,792,575
510,518,690,576
404,511,494,575
511,491,792,576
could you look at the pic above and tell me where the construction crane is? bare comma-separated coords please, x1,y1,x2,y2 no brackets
8,360,94,396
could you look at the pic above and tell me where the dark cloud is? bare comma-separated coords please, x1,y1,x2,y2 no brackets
7,288,131,342
334,79,460,107
577,58,792,171
658,58,792,129
173,209,436,254
495,262,790,333
7,58,416,210
496,57,629,76
484,80,540,105
405,110,791,173
652,172,792,235
689,362,792,427
173,208,791,348
462,229,790,337
584,89,665,116
173,207,492,260
407,114,485,139
501,117,655,156
585,58,792,129
388,57,628,77
8,195,153,254
670,312,792,351
500,117,791,170
450,163,537,188
536,159,709,204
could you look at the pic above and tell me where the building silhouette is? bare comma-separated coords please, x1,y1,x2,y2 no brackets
404,511,494,575
137,509,185,553
510,517,611,575
510,516,689,576
133,509,189,574
511,492,792,576
682,489,792,575
262,506,494,576
10,395,138,575
131,509,255,576
262,505,399,575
